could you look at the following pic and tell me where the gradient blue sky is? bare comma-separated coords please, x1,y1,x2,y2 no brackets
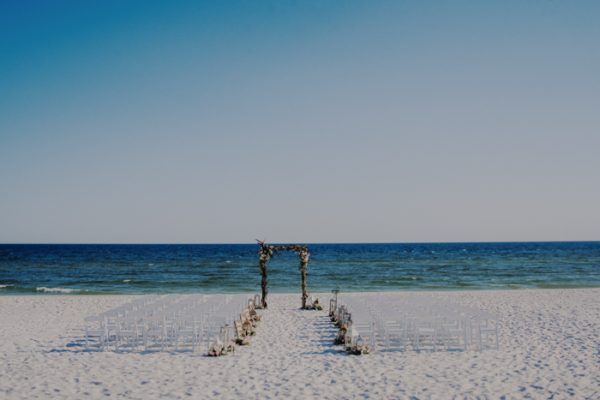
1,0,599,243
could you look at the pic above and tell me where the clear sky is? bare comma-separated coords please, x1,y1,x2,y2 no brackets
1,0,599,243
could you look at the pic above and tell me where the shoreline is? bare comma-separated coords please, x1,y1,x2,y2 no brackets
2,285,600,296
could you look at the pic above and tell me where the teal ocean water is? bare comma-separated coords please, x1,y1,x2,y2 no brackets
0,242,599,294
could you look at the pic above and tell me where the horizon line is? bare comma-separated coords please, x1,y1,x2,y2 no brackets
1,240,599,245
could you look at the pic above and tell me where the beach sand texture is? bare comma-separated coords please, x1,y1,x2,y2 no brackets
0,289,598,399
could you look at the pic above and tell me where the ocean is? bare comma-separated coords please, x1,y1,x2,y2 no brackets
0,242,599,294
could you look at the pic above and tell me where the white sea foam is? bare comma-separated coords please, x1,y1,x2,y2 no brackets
36,287,80,294
123,279,131,283
0,284,13,289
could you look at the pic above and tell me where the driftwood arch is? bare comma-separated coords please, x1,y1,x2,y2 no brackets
257,241,310,309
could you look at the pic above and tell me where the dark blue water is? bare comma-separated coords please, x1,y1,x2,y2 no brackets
0,242,599,294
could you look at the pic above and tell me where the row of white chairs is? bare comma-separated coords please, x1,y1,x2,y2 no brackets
334,294,499,352
83,294,259,352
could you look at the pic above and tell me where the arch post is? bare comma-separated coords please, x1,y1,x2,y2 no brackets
258,243,272,309
299,249,310,309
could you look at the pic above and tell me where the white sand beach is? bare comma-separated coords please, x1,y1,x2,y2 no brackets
0,289,598,399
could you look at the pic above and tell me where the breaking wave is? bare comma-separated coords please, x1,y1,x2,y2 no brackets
36,287,83,294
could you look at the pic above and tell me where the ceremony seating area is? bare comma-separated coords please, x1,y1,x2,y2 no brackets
83,293,261,353
330,293,499,354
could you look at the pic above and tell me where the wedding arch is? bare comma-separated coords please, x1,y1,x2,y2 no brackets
257,240,310,309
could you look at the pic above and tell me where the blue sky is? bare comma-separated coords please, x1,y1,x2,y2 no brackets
1,0,599,243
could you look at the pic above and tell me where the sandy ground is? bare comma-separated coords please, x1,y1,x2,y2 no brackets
0,289,599,399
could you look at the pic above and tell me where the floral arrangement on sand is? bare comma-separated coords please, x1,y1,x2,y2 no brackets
304,297,323,311
208,326,235,356
207,338,225,356
345,327,371,354
248,302,262,322
331,305,349,327
348,342,371,355
234,320,251,346
334,323,348,345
